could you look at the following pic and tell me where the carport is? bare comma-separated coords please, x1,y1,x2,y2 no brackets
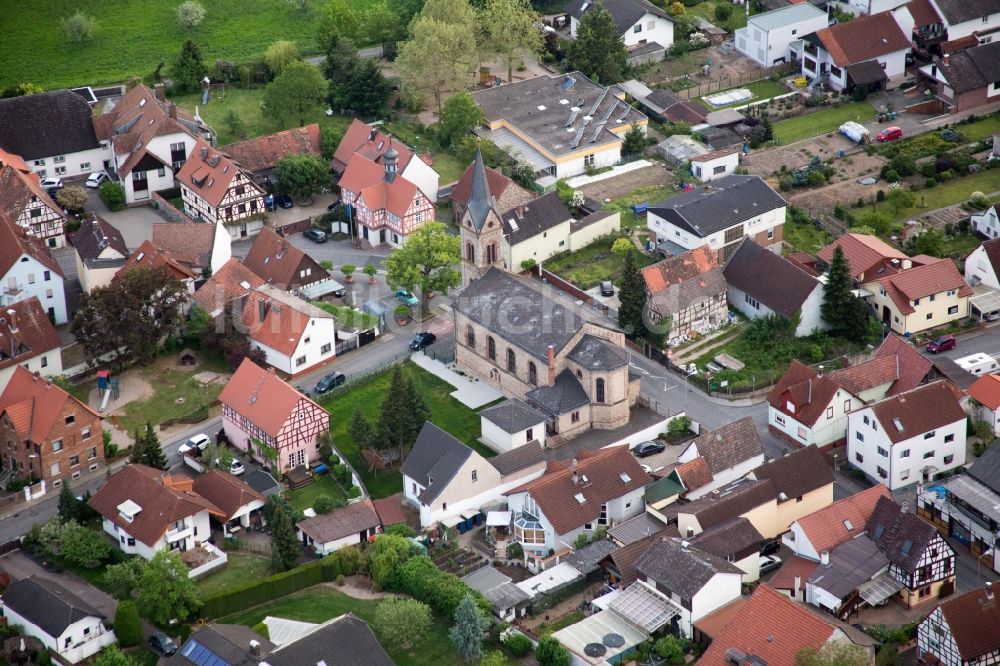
858,572,904,606
970,284,1000,320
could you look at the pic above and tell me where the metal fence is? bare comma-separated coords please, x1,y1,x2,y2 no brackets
662,64,798,101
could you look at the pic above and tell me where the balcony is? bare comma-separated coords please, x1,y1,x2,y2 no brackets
3,283,24,297
166,524,193,543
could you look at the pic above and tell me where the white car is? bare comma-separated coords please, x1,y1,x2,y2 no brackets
226,459,245,476
40,177,63,190
86,172,108,188
759,555,782,575
178,433,211,456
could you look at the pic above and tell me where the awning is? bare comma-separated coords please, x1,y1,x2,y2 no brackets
970,285,1000,315
608,582,681,632
460,510,480,520
847,60,888,87
858,572,903,606
487,511,512,527
296,278,346,300
440,514,463,528
592,588,622,611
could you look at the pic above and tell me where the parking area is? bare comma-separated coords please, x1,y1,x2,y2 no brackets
632,440,687,475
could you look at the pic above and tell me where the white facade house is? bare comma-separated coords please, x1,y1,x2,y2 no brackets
569,0,675,51
1,578,117,664
241,286,337,377
689,148,740,182
736,3,829,67
479,399,548,453
968,374,1000,434
101,508,213,560
0,297,63,394
930,0,1000,41
675,417,766,500
297,499,382,556
847,381,967,490
0,241,68,325
971,206,1000,242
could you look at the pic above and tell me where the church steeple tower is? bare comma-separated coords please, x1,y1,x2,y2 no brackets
459,148,504,286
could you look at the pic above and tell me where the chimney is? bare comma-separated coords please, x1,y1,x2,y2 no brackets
572,472,578,485
931,64,937,77
987,581,994,601
200,147,209,160
368,128,377,142
249,640,260,657
902,259,912,270
820,550,830,566
257,298,269,322
6,309,17,334
154,83,166,102
942,53,950,67
169,103,177,120
547,344,556,383
793,575,801,599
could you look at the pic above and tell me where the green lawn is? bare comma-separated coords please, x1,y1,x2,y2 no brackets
545,236,658,290
196,553,271,596
603,184,678,231
0,0,374,90
959,114,1000,142
684,1,751,30
783,210,834,254
119,369,225,433
286,474,348,513
875,169,1000,223
383,121,468,185
317,362,498,499
533,611,585,636
772,102,877,145
220,586,517,666
699,79,789,110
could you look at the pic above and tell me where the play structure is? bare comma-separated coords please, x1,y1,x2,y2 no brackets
96,370,120,413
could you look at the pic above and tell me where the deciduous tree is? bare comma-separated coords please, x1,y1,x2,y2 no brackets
438,92,484,148
136,551,201,624
62,11,96,43
367,533,415,588
56,186,88,214
93,647,138,666
103,558,147,599
264,40,298,76
176,1,206,30
821,245,870,343
274,154,329,198
269,504,300,572
569,1,627,84
479,0,543,83
384,222,461,315
61,522,112,568
263,61,328,127
886,188,915,214
373,598,432,649
316,0,361,48
450,593,489,662
796,642,870,666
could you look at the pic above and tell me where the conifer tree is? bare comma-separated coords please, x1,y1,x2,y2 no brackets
569,0,627,84
618,249,649,341
141,421,168,470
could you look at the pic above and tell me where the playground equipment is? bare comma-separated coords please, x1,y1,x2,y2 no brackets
97,370,120,413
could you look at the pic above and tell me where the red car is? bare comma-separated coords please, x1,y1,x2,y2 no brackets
877,126,903,142
927,335,956,353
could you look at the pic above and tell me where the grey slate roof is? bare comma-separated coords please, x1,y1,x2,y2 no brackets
526,368,591,417
940,41,1000,94
566,0,671,34
608,512,675,545
401,421,473,504
166,624,276,666
700,126,745,150
488,440,547,476
462,567,531,611
563,539,620,574
635,538,743,600
466,147,502,233
752,445,834,503
2,577,104,639
0,90,101,161
685,416,765,476
866,496,947,573
723,239,819,320
480,398,548,434
690,516,763,558
243,469,281,496
649,175,786,239
968,440,1000,495
502,191,573,245
808,535,888,599
70,213,129,268
933,0,1000,25
265,614,393,666
568,334,629,371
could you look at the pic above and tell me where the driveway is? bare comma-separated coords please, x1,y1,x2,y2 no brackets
0,550,117,618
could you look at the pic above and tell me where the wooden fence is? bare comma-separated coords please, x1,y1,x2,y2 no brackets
665,64,798,101
275,218,313,236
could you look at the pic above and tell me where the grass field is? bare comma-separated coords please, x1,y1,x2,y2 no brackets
959,114,1000,142
0,0,375,90
545,236,657,290
875,170,1000,223
196,554,271,596
772,102,877,145
119,368,225,433
286,474,348,512
317,362,499,499
698,79,788,110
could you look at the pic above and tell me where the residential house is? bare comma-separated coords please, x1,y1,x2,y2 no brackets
698,584,873,665
218,359,330,473
478,398,548,452
152,220,232,275
88,464,223,559
117,240,197,297
646,175,787,262
929,0,1000,43
641,245,728,342
177,140,267,239
0,148,68,247
191,470,267,536
736,3,829,67
192,258,265,317
0,366,104,492
918,583,1000,666
262,614,393,666
566,0,675,63
724,238,827,337
674,417,766,500
70,214,129,292
450,151,533,224
634,537,744,638
785,485,892,561
918,43,1000,113
816,232,911,282
0,90,107,182
966,231,1000,289
968,373,1000,433
867,495,957,607
297,499,382,555
454,268,640,441
0,297,63,393
690,517,766,582
242,227,331,292
505,446,649,556
799,10,913,92
222,124,322,186
239,285,337,376
910,0,947,49
847,380,967,489
471,72,648,180
165,624,275,666
402,422,547,528
94,84,212,204
808,533,901,619
689,148,740,182
1,577,116,664
332,119,439,203
0,212,68,324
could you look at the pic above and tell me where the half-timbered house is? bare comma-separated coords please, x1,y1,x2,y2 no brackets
918,583,1000,666
641,245,728,342
218,359,330,474
0,213,67,325
338,149,435,248
332,119,440,202
116,240,197,297
177,139,267,239
0,148,67,248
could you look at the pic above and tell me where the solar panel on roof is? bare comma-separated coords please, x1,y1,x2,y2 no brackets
180,640,232,666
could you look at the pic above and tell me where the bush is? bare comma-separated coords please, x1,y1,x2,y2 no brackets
938,170,954,182
504,633,533,657
779,176,793,191
921,163,937,178
925,177,936,189
667,415,692,440
385,524,416,538
807,171,827,186
313,495,334,513
536,636,571,666
348,485,361,499
507,542,524,560
62,11,96,42
876,189,886,202
714,3,733,22
252,622,270,639
176,1,206,29
99,181,126,211
114,601,142,646
394,556,491,618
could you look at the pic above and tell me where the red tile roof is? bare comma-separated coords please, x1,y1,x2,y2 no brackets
0,366,101,442
874,335,934,396
223,124,322,173
675,457,713,492
935,586,1000,661
240,285,333,357
877,259,972,315
0,187,66,278
242,227,328,289
339,153,422,219
192,258,265,316
699,584,836,665
176,138,260,209
0,162,66,235
969,374,1000,410
642,244,718,293
907,0,942,27
692,598,747,640
812,11,911,67
297,499,381,544
331,119,418,174
372,496,407,526
690,147,740,163
118,240,197,282
0,297,62,372
768,555,819,592
767,360,841,427
218,358,326,438
830,355,899,396
191,470,265,521
817,233,907,281
152,222,219,269
452,160,515,206
795,485,891,555
0,148,31,173
869,380,967,444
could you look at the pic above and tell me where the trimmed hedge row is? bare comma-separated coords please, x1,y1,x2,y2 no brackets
392,555,492,619
199,548,361,619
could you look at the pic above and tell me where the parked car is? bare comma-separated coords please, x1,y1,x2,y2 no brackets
314,372,346,395
410,331,437,351
395,289,419,306
275,193,294,209
759,555,782,575
264,194,275,212
85,172,108,188
927,335,956,353
40,177,63,191
178,433,211,456
600,281,615,297
222,459,245,476
759,539,780,556
876,126,903,142
633,441,665,458
148,633,177,656
303,228,328,243
326,195,341,211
